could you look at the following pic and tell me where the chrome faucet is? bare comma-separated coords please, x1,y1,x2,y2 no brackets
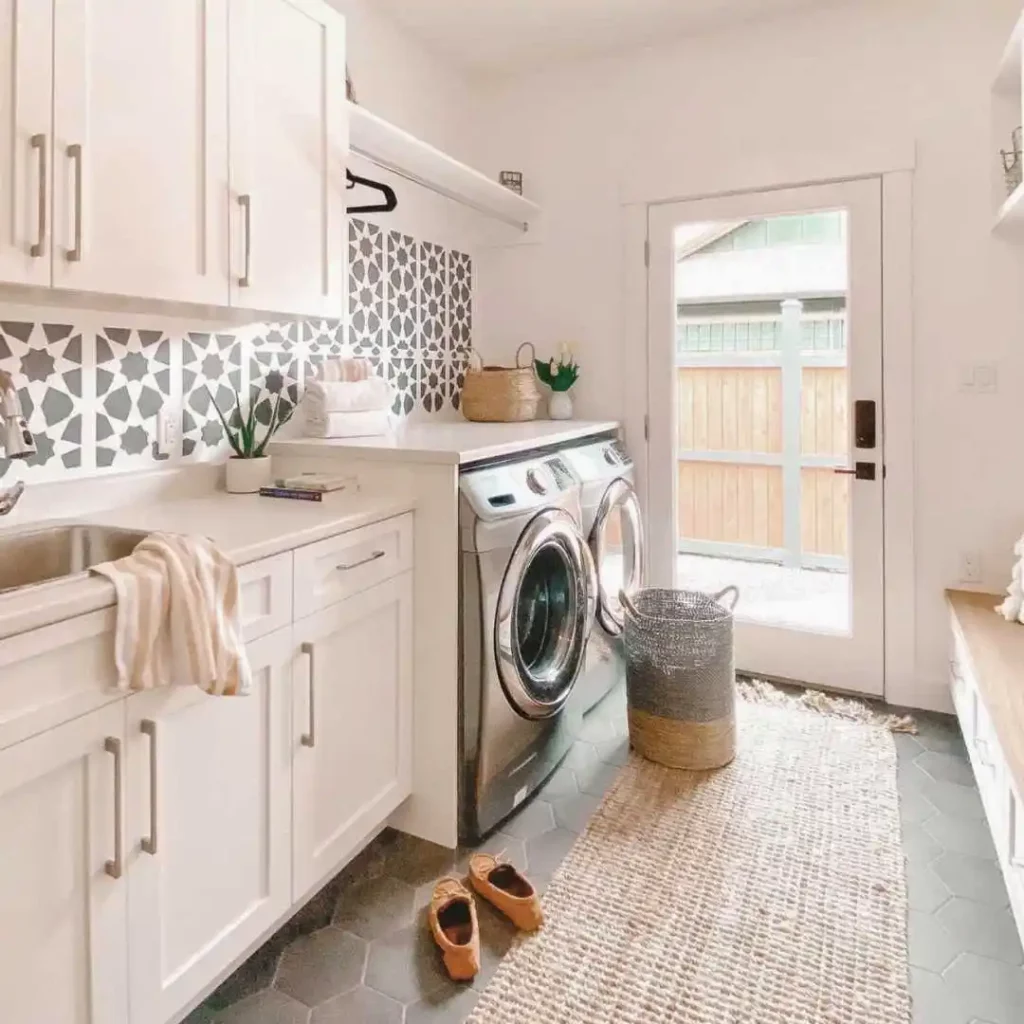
0,370,36,516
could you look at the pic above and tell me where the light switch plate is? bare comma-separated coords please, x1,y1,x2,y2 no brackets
156,408,179,457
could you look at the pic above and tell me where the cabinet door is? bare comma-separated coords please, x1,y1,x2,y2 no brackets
0,0,53,286
51,0,229,303
228,0,346,316
126,628,292,1024
293,573,413,900
0,703,128,1024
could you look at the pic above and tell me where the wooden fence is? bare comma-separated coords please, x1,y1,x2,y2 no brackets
676,303,849,567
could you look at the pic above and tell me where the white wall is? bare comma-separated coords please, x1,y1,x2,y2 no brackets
472,0,1024,710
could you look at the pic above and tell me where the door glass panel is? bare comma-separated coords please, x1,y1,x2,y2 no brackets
515,543,577,702
674,212,851,635
596,497,640,627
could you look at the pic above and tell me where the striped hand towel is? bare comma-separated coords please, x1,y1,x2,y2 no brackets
91,532,251,696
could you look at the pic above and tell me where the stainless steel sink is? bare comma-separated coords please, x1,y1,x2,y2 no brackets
0,524,149,594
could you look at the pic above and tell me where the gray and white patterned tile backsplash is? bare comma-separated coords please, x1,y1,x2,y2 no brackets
0,219,472,482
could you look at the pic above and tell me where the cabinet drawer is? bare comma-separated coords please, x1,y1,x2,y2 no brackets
971,691,1005,830
293,514,413,620
1008,781,1024,934
238,551,293,642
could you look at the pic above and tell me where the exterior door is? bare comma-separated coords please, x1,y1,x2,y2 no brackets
0,0,53,286
228,0,346,316
125,627,291,1024
52,0,230,303
292,574,413,902
0,704,129,1024
647,179,884,695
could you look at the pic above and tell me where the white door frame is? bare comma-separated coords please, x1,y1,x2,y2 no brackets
621,169,916,707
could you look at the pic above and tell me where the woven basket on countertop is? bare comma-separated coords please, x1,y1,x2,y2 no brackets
461,342,542,422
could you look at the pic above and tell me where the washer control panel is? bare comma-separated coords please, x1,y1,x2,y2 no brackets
460,457,579,520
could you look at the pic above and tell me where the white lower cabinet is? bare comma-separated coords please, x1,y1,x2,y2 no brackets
292,573,414,900
0,703,129,1024
125,627,293,1024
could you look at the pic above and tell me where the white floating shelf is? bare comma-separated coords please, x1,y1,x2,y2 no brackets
348,101,540,232
995,181,1024,236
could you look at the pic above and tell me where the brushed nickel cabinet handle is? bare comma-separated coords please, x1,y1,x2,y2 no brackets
140,719,158,855
301,641,316,747
104,736,123,879
238,193,251,287
66,143,83,262
338,549,385,572
29,134,47,258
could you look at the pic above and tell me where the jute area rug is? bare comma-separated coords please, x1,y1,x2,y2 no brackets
468,697,911,1024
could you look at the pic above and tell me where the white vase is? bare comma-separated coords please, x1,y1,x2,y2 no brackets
549,391,574,420
225,455,272,494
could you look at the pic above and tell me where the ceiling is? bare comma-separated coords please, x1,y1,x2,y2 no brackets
372,0,832,77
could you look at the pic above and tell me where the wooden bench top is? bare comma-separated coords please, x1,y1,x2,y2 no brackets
947,589,1024,794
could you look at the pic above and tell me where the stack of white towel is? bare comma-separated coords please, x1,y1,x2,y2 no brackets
304,357,394,438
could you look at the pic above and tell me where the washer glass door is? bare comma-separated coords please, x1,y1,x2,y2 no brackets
592,478,645,636
495,509,593,719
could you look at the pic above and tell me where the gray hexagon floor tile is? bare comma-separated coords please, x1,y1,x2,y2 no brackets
903,820,945,865
404,987,480,1024
363,921,453,1005
500,798,555,840
921,776,987,821
552,792,602,834
934,899,1024,965
524,826,577,877
537,764,579,801
274,927,366,1008
905,858,952,914
563,739,601,776
932,852,1011,908
310,985,403,1024
908,909,966,972
575,758,621,798
333,874,417,940
899,784,938,827
578,709,618,745
595,733,631,766
909,967,965,1024
942,952,1024,1023
914,714,968,757
916,750,977,787
924,812,998,861
381,834,458,888
895,733,926,763
214,989,311,1024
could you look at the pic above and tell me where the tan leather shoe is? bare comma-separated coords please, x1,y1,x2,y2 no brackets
428,877,480,981
468,853,544,932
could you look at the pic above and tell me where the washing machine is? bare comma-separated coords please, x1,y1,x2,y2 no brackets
562,437,645,715
459,452,597,842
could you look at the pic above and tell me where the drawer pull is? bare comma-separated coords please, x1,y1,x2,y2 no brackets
104,737,123,879
140,719,159,855
338,549,386,572
66,143,83,262
300,641,316,748
29,134,47,258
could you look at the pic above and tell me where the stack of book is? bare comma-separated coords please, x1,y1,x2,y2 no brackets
259,473,355,502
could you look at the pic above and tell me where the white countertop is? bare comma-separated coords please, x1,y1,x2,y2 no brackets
0,487,415,641
271,419,621,466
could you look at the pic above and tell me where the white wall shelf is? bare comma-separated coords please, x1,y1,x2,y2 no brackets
995,181,1024,237
348,101,540,232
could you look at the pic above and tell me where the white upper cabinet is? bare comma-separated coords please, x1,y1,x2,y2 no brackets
228,0,347,317
51,0,230,304
0,704,129,1024
125,627,292,1024
0,0,54,286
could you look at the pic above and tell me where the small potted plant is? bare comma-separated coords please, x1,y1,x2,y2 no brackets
207,385,295,493
534,344,580,420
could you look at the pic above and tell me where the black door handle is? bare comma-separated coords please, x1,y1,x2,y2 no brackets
834,462,876,481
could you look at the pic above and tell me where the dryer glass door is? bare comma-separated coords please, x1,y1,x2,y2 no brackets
496,509,593,719
592,478,645,636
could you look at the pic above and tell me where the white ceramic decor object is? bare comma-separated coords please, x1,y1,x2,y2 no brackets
549,391,574,420
225,456,272,494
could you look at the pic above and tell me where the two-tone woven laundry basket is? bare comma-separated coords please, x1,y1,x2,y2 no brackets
621,586,739,770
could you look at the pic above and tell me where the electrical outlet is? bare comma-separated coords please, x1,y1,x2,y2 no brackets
155,408,179,457
959,363,999,394
960,551,983,584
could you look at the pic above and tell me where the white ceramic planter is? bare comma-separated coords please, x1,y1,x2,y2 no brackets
225,455,272,494
549,391,574,420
